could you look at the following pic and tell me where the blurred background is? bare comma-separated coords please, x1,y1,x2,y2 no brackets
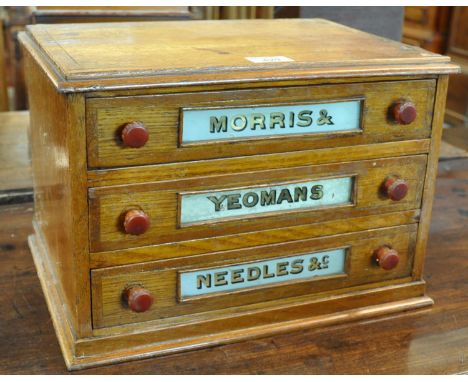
0,6,467,202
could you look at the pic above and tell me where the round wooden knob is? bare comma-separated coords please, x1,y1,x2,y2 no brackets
374,246,400,270
125,286,153,313
121,121,149,148
123,210,150,235
382,176,409,201
393,101,417,125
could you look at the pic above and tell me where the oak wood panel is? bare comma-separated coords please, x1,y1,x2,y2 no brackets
87,80,436,168
23,48,78,332
86,75,441,98
87,139,431,188
27,19,451,78
27,233,76,370
90,210,420,268
92,224,417,329
19,20,458,93
89,155,427,252
67,93,93,337
77,282,430,364
87,280,427,342
23,47,92,337
412,75,448,281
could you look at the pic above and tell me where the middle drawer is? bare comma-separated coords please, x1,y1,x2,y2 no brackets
89,155,426,252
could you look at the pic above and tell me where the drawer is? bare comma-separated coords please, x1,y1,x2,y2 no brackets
91,224,417,329
89,155,427,252
86,80,435,168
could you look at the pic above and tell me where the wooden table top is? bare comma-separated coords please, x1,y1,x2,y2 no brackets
1,158,467,374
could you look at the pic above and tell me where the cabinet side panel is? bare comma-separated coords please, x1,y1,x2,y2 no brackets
413,74,449,279
24,48,78,333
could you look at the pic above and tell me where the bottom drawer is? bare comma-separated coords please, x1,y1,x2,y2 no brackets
91,224,417,329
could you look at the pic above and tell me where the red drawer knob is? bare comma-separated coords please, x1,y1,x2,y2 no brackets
374,246,400,270
123,210,150,235
382,176,409,201
393,101,417,125
125,286,154,313
121,121,149,148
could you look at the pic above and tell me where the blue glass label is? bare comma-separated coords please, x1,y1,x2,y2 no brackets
181,100,362,144
180,176,353,225
179,248,347,299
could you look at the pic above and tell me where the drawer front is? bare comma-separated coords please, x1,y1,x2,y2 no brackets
91,224,417,329
89,155,427,252
86,80,435,168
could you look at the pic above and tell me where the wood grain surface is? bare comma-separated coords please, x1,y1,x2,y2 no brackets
23,46,92,337
28,19,448,79
90,209,421,268
89,155,427,252
18,20,459,93
91,224,417,329
25,50,78,328
86,80,435,168
0,158,467,374
31,6,192,24
87,139,431,188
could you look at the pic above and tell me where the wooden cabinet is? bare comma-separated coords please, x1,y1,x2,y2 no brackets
403,6,468,127
20,19,458,370
447,7,468,59
200,6,274,20
402,6,451,53
446,7,468,126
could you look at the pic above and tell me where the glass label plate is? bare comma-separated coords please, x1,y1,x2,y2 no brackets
179,176,354,225
181,100,362,144
179,248,347,299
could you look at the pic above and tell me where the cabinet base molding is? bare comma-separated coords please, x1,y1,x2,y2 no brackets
29,233,433,371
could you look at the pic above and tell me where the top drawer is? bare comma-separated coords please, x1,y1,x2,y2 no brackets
86,80,435,168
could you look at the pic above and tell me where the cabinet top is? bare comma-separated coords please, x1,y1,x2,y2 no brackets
20,19,459,93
